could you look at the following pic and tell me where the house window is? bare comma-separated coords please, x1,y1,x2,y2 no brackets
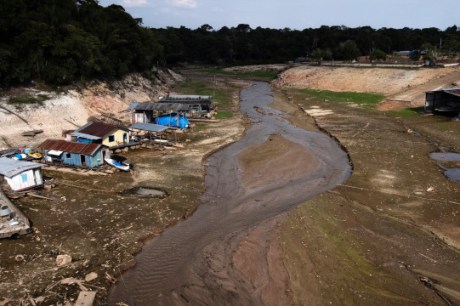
21,173,28,183
108,135,115,142
66,153,72,159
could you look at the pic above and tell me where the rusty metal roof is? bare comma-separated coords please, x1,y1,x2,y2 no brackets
38,139,102,156
73,121,128,138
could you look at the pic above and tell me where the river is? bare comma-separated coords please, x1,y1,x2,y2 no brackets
109,82,351,305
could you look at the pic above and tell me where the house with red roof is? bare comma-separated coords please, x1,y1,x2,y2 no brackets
38,139,104,169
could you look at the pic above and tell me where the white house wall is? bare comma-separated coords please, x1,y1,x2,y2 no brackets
5,169,43,191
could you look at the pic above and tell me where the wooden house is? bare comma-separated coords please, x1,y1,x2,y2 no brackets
0,157,45,192
71,121,130,149
38,139,104,169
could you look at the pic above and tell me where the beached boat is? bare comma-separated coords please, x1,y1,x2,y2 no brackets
104,158,130,171
27,152,43,160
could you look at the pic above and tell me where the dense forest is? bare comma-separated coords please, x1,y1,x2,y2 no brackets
1,0,460,86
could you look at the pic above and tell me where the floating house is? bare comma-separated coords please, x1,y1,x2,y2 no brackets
159,95,214,119
71,121,131,149
425,88,460,113
0,157,45,192
129,95,215,124
38,139,104,169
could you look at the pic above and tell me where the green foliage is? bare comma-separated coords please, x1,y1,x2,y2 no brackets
369,49,387,61
300,88,384,107
387,107,423,118
2,1,460,86
336,40,361,61
215,110,233,119
311,48,333,61
0,0,163,86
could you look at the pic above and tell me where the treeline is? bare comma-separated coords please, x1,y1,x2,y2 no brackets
154,24,460,65
1,0,460,86
0,0,162,86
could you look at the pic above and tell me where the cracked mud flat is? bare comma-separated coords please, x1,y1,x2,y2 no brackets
109,82,351,305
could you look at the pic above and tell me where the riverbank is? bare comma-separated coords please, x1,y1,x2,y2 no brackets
275,87,460,305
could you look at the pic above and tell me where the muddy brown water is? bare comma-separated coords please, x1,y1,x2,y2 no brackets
109,82,352,305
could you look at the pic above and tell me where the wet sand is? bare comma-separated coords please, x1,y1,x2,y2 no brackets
109,82,351,305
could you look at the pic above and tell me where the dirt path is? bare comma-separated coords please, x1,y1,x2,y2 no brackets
108,82,351,305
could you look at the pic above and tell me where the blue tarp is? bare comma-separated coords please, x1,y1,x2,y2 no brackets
155,113,189,129
76,137,93,144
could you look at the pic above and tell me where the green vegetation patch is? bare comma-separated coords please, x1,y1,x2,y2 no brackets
387,107,423,118
300,88,384,107
215,110,233,119
8,95,48,105
200,67,279,81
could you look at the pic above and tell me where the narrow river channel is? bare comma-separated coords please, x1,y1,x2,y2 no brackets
109,82,351,305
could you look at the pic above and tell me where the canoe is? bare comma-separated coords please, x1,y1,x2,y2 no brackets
104,158,130,171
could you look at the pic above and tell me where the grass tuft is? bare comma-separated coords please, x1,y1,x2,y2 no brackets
8,95,47,104
300,88,384,107
200,67,279,81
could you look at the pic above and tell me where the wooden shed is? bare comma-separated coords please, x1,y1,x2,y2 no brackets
0,157,45,192
38,139,104,169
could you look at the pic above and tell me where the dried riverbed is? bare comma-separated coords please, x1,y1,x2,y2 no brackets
109,82,351,305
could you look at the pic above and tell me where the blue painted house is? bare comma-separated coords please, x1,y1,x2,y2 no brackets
38,139,104,169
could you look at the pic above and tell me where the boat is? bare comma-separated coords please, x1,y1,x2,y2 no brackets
27,152,43,160
104,158,130,171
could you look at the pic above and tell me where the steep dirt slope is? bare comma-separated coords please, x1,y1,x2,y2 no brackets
275,65,460,108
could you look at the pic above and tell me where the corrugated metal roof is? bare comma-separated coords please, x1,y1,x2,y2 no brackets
444,88,460,98
131,123,170,133
72,132,101,140
164,95,212,100
0,157,44,178
152,103,190,111
38,139,102,156
72,121,128,138
129,102,190,112
129,102,152,111
159,96,213,105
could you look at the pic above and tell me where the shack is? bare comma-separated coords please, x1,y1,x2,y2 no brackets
129,95,215,123
158,95,215,118
38,139,104,169
425,88,460,113
71,121,131,149
0,157,45,192
129,102,189,124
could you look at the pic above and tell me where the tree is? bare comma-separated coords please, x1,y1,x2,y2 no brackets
369,49,387,62
336,40,360,61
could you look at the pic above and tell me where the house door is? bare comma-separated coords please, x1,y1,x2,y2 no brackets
80,155,86,167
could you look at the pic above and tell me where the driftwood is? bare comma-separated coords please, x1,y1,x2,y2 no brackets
27,192,54,201
21,129,44,137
